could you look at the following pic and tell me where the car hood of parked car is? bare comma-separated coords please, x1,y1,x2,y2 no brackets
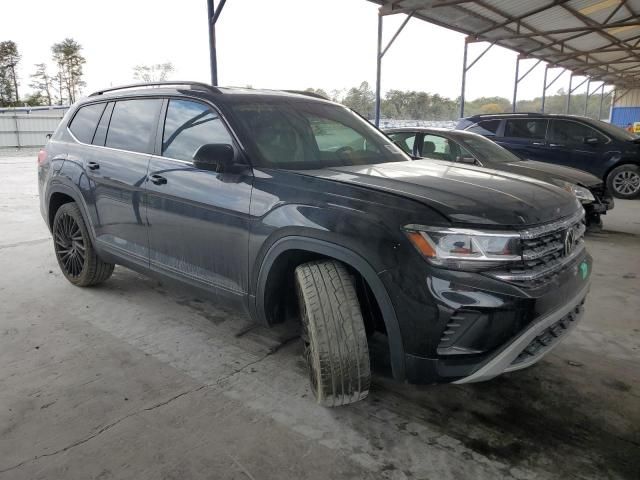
298,159,580,227
493,159,603,188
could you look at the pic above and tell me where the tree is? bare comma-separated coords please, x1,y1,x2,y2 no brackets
52,38,86,104
24,92,47,106
133,62,174,83
304,87,330,99
342,81,375,118
0,40,21,106
29,63,54,105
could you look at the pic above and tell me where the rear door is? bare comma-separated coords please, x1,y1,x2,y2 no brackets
499,118,549,161
545,119,609,175
88,98,162,264
145,98,253,298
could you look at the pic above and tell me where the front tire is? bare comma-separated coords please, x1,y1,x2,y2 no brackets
607,164,640,199
52,202,114,286
295,260,371,407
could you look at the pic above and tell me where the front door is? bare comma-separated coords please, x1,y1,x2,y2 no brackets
87,98,163,264
145,98,253,298
545,119,609,175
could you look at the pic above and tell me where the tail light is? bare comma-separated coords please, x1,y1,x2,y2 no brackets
37,149,48,166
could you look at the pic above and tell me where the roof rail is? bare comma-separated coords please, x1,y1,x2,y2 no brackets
89,81,220,97
283,90,329,100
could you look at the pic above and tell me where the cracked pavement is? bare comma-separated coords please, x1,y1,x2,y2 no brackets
1,151,639,479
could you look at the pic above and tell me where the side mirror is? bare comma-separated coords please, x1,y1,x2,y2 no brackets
193,143,243,173
457,155,477,165
584,137,599,145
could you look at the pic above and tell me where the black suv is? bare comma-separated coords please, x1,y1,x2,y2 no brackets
39,82,592,406
386,127,613,229
456,113,640,199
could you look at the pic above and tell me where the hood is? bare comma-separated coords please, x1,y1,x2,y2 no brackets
298,160,580,227
496,160,602,187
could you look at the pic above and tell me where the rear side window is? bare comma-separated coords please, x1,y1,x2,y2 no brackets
105,99,162,154
69,103,107,144
162,99,233,161
504,119,547,139
467,119,500,137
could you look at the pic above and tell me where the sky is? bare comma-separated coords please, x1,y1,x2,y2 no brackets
4,0,589,102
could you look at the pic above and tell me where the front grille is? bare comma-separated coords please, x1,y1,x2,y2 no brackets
488,210,586,287
511,299,585,365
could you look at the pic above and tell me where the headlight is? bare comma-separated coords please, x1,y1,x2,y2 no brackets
561,182,595,204
403,225,521,271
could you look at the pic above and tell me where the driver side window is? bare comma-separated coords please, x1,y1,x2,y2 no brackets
548,120,607,145
310,116,380,154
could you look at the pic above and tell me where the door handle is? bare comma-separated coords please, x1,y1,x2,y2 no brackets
549,143,565,148
149,174,167,185
87,161,100,170
532,142,545,146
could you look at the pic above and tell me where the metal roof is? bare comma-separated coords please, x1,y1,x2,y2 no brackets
369,0,640,88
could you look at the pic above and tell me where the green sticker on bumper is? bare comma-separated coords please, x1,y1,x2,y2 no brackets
579,261,589,280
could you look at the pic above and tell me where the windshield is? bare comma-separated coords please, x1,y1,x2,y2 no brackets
587,119,637,141
228,100,410,169
454,133,523,164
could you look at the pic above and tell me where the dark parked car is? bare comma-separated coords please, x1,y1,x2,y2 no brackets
39,82,592,406
386,127,613,229
456,113,640,199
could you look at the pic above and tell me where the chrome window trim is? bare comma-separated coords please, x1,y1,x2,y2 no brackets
67,126,151,158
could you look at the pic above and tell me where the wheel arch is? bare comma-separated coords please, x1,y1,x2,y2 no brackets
604,160,640,181
252,236,406,381
46,183,97,242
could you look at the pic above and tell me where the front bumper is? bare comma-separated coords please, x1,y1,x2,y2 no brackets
453,282,588,383
383,247,592,384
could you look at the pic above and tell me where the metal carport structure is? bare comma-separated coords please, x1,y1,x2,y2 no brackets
203,1,640,125
368,0,640,124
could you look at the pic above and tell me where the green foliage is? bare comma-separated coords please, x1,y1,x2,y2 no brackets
306,82,612,121
342,81,376,118
0,40,21,106
304,87,330,99
23,92,47,106
29,63,54,106
51,38,86,104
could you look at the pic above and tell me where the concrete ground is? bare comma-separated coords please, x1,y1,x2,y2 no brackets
0,148,638,480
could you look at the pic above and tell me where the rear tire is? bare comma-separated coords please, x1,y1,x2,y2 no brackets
294,260,370,407
607,164,640,199
52,202,114,287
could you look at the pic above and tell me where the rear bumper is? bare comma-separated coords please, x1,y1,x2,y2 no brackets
453,282,588,383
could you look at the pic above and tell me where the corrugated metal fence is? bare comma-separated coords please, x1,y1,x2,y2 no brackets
0,107,68,148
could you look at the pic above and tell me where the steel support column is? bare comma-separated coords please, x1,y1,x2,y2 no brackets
375,13,383,126
512,57,520,112
460,41,468,118
374,10,415,126
584,79,591,116
566,75,589,114
598,83,607,120
207,0,227,86
513,57,542,113
566,75,573,113
460,39,493,118
541,66,566,113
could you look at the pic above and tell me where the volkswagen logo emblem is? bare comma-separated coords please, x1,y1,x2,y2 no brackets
564,228,576,256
